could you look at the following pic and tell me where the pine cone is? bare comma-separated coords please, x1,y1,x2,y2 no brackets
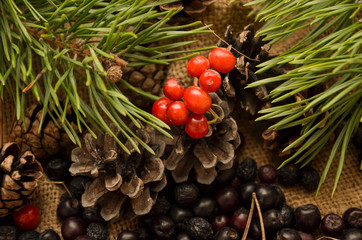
160,0,216,17
69,123,167,221
217,24,285,116
10,104,77,160
155,93,242,185
0,143,43,217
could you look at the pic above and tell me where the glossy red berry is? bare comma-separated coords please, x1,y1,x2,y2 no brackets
152,98,173,125
166,101,189,126
13,204,40,231
208,47,236,73
199,70,221,92
183,86,212,114
185,114,209,139
187,55,209,77
163,78,185,101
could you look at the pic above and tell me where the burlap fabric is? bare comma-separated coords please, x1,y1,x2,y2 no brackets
1,0,360,239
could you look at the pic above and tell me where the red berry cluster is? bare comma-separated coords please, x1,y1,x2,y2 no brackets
152,47,236,139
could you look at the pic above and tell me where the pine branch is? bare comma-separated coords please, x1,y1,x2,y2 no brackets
0,0,216,154
243,0,362,196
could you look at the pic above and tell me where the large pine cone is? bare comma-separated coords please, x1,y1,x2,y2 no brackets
10,104,77,160
0,143,43,217
69,123,167,221
154,93,242,184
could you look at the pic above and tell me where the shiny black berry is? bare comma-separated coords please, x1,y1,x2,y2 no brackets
187,217,213,240
117,230,139,240
82,206,103,224
239,182,256,206
66,176,92,200
86,222,108,240
230,207,249,232
57,198,82,220
75,235,93,240
174,183,200,207
297,231,315,240
213,227,240,240
272,184,286,207
152,215,175,239
0,225,18,240
263,209,284,235
258,165,277,183
278,204,295,228
295,204,321,232
255,184,279,211
278,163,300,187
275,228,301,240
61,217,86,240
216,167,237,186
18,231,39,240
39,229,61,240
150,195,171,215
299,166,320,191
321,213,345,236
45,156,70,181
170,205,192,232
249,221,262,240
175,232,192,240
193,196,219,220
212,215,231,232
341,228,362,240
343,208,362,230
215,186,240,213
236,157,257,182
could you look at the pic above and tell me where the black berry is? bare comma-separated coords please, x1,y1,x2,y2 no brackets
212,215,231,232
239,182,256,206
117,230,139,240
258,165,277,183
18,231,39,240
255,184,279,211
175,232,192,240
170,205,193,224
342,228,362,240
278,163,300,187
236,157,257,182
295,204,321,232
187,217,213,240
275,228,302,240
75,235,93,240
39,229,61,240
321,213,345,236
263,209,284,235
152,215,175,239
86,222,108,240
82,206,103,224
299,166,320,191
61,217,86,240
272,184,286,207
343,208,362,230
57,198,82,220
213,227,240,240
150,195,171,215
174,183,200,207
0,225,18,240
45,156,70,181
193,196,219,220
230,207,249,232
215,186,240,213
297,231,315,240
215,167,237,186
278,204,295,228
66,176,92,200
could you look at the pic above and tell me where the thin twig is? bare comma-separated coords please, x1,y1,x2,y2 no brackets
44,181,72,198
204,23,260,62
23,69,47,92
253,192,266,240
241,195,255,240
317,237,340,240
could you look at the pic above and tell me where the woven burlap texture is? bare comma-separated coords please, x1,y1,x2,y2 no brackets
0,0,359,239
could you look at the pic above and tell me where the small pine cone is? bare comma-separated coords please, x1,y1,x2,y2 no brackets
10,104,77,160
154,93,242,185
0,143,43,217
69,123,167,221
107,65,123,83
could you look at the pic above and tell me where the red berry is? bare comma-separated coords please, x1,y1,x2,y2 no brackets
152,98,173,125
163,78,185,101
183,86,212,114
185,114,209,139
208,47,236,73
166,101,189,126
13,204,40,231
199,70,222,92
187,55,210,77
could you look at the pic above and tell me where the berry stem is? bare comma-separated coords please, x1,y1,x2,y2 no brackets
253,192,266,240
241,194,255,240
193,77,199,87
119,78,160,102
207,108,221,125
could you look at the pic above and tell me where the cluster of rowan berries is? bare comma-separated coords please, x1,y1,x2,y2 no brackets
152,47,236,139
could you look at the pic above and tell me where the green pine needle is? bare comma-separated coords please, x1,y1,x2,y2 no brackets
0,0,213,155
242,0,362,196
